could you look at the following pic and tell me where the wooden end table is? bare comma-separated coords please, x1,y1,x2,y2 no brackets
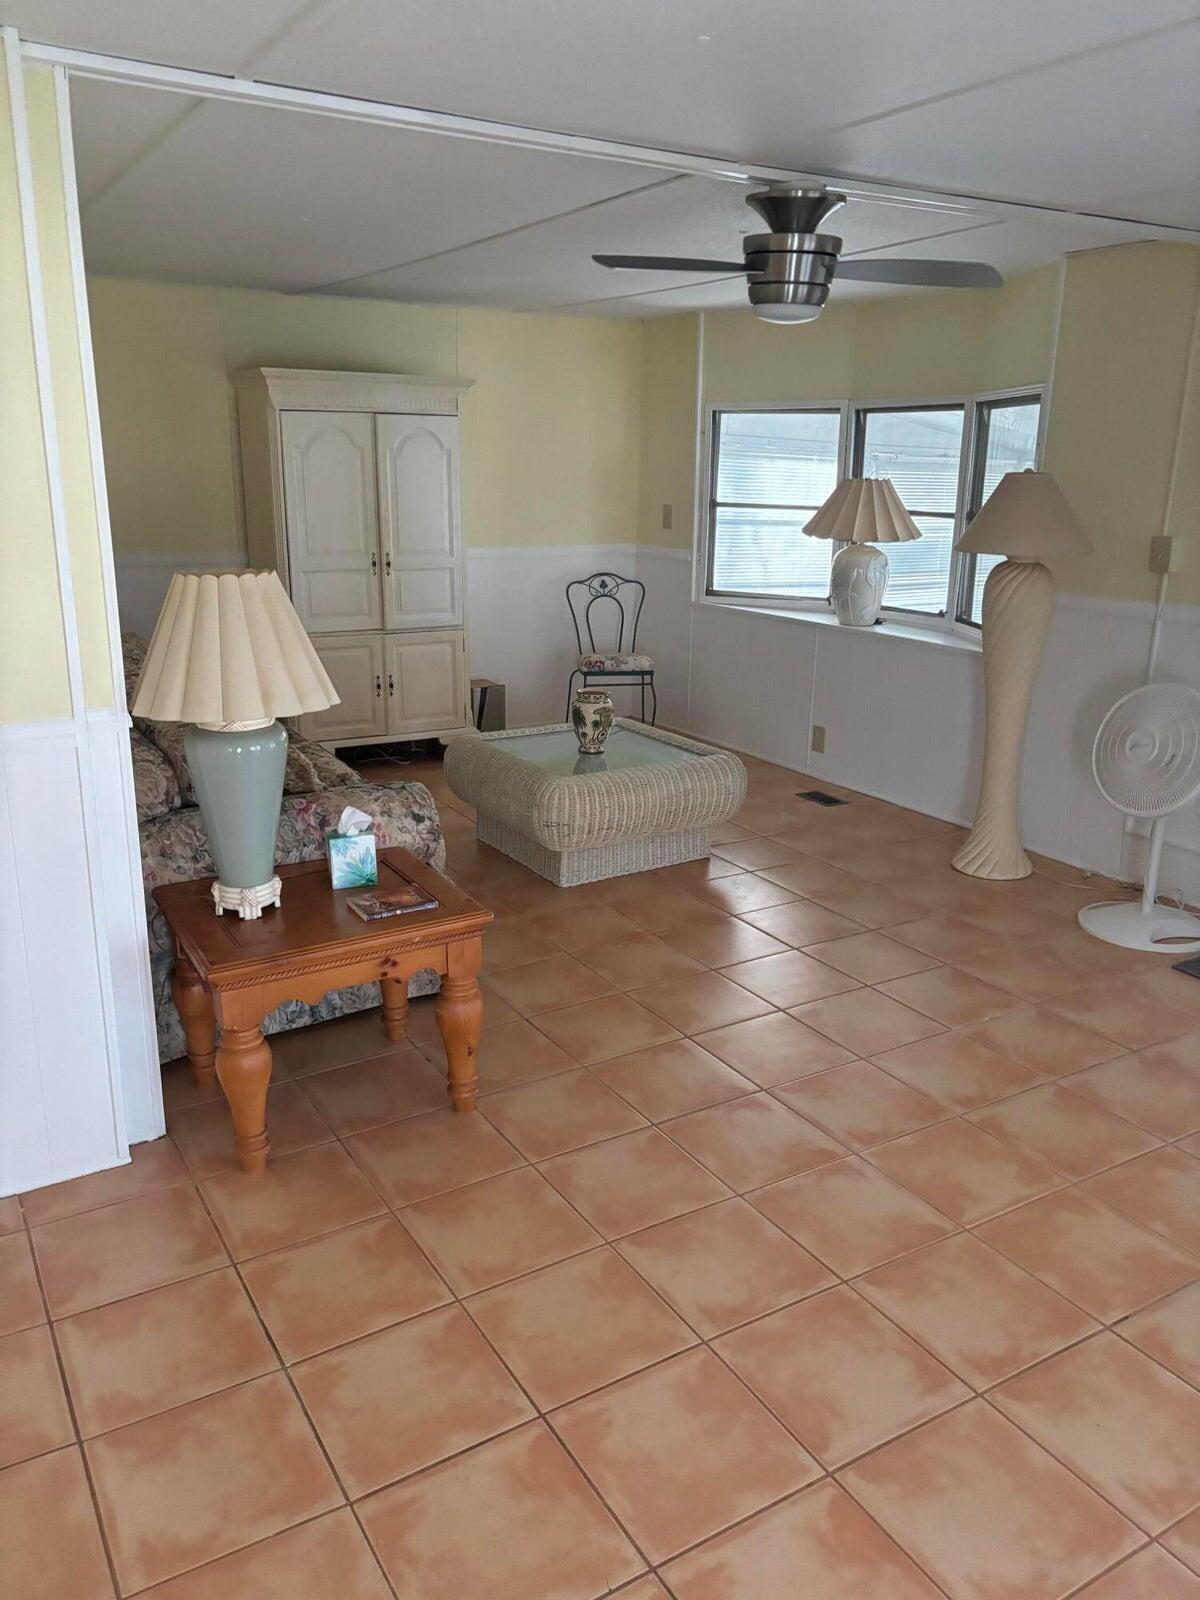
154,848,492,1174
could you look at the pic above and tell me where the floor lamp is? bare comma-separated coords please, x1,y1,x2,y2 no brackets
953,471,1091,880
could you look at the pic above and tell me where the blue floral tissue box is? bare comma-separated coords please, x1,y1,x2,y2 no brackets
326,805,378,889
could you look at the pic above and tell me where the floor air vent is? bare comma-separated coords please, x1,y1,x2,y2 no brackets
796,790,848,807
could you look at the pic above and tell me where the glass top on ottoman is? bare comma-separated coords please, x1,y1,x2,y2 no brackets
488,726,702,776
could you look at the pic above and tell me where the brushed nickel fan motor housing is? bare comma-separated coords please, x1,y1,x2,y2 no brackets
744,231,841,315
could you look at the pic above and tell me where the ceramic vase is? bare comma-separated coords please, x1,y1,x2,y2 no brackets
831,543,889,626
572,689,614,753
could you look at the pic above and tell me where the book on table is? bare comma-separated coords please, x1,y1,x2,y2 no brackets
347,879,439,920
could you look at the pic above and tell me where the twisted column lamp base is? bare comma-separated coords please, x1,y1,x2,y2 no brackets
953,557,1055,881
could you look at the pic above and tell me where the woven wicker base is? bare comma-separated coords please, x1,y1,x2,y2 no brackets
478,814,708,886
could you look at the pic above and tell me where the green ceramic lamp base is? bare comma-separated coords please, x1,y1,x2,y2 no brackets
184,721,288,919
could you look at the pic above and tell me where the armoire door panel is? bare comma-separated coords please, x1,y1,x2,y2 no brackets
395,568,457,622
298,634,386,743
281,411,382,633
376,415,462,629
385,632,468,736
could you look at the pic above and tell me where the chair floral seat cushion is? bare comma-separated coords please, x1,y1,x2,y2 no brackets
578,652,655,673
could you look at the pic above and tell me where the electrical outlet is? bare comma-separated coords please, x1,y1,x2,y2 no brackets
661,502,673,531
1148,535,1174,574
811,724,826,754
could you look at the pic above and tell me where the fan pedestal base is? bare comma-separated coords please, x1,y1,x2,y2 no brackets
1078,900,1200,955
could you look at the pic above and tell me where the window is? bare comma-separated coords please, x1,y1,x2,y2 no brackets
958,395,1042,624
705,388,1042,630
707,409,842,600
853,405,966,615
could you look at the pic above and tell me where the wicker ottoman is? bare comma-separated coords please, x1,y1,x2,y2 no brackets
443,720,747,886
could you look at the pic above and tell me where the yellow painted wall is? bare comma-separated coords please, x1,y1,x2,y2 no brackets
636,250,1200,605
0,63,71,722
635,314,699,550
638,266,1060,551
1044,242,1200,605
25,68,112,709
88,276,643,557
1,62,115,720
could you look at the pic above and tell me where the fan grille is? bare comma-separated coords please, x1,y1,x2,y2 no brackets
1092,684,1200,817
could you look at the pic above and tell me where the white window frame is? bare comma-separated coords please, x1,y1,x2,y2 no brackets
953,387,1048,628
697,385,1044,643
698,400,852,614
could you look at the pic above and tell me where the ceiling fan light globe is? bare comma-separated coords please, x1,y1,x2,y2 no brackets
751,301,824,324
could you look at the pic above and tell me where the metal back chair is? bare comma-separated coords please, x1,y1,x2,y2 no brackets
565,571,657,723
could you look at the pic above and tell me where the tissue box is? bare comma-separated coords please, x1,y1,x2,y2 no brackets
325,827,378,889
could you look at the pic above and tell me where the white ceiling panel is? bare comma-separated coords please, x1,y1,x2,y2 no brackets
4,0,312,74
312,176,993,309
78,92,664,292
254,1,1200,208
1099,183,1200,230
804,23,1200,222
67,78,201,207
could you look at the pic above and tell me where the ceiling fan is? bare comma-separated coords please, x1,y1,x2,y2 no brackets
593,185,1003,323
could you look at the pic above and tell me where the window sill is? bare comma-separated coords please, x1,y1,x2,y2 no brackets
698,597,983,655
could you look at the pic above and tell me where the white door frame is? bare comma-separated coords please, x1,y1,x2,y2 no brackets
2,31,162,1192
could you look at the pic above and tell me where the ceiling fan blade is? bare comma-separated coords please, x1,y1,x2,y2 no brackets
836,258,1004,289
593,253,750,274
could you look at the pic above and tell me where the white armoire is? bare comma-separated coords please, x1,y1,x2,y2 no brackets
235,368,473,747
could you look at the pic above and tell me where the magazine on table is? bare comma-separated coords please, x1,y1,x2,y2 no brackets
347,879,439,920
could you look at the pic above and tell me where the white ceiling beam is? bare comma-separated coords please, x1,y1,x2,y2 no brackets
19,37,1200,241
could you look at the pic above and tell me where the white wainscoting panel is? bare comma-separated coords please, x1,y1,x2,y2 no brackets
466,543,643,728
634,544,693,732
0,719,132,1195
638,545,1200,900
87,706,164,1149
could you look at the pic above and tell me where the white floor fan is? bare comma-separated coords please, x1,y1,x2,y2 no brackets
1079,682,1200,953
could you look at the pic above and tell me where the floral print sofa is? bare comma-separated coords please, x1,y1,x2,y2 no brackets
124,634,445,1063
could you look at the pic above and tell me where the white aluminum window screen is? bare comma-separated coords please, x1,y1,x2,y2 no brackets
709,409,842,599
855,407,966,614
961,397,1042,623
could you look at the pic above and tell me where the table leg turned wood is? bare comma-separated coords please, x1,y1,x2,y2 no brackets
172,959,217,1090
435,974,482,1112
215,1024,273,1174
381,975,410,1042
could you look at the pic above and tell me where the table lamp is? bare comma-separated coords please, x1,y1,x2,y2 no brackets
804,477,921,626
132,570,339,917
952,470,1091,879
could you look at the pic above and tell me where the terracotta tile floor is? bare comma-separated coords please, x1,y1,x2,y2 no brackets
5,750,1200,1598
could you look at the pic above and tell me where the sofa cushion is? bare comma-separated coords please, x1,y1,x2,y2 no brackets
130,730,181,823
139,718,362,805
283,741,362,794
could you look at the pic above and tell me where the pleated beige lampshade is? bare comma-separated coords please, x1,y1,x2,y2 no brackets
955,470,1091,559
804,477,921,543
131,571,339,726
